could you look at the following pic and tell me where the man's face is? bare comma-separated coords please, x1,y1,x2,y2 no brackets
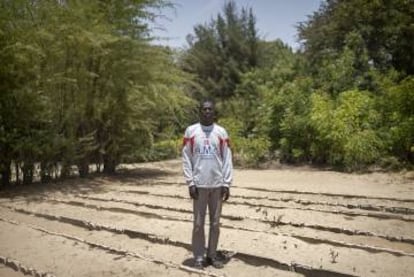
200,101,215,126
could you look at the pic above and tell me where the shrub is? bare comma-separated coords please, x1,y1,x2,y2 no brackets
150,139,181,161
310,89,384,169
380,77,414,162
127,139,181,162
219,117,271,167
270,78,314,163
233,136,271,167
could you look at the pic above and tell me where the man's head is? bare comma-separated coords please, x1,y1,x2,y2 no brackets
199,99,215,126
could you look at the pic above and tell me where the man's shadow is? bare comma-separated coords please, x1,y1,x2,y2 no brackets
182,250,236,268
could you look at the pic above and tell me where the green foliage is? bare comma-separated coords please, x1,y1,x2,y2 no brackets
1,0,412,181
182,0,260,101
269,78,314,161
134,139,181,162
314,31,371,94
310,90,384,169
298,0,414,74
290,0,414,169
379,76,414,161
218,118,270,167
0,0,193,184
181,0,414,170
235,137,271,168
343,130,384,170
229,40,297,135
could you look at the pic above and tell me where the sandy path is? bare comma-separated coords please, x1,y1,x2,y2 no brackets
2,199,413,277
0,159,413,276
0,219,192,277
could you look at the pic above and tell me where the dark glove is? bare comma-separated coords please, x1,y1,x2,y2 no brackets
221,187,230,201
189,186,198,200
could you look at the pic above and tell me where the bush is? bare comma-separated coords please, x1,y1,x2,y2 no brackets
127,139,181,162
150,139,181,161
380,77,414,162
218,117,271,167
379,156,403,171
343,130,384,170
310,90,384,169
233,136,271,167
270,78,314,163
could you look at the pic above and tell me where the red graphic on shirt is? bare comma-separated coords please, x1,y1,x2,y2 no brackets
183,136,195,154
218,137,231,159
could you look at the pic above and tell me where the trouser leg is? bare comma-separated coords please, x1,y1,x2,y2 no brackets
207,187,223,259
192,188,208,261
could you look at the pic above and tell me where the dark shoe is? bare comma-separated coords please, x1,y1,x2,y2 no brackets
193,259,204,270
206,257,224,269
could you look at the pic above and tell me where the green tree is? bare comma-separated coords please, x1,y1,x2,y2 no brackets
0,0,192,186
310,90,384,170
182,0,260,101
220,40,298,165
298,0,414,75
379,76,414,162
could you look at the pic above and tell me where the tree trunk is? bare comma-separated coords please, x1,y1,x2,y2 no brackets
1,160,11,187
77,161,89,178
15,162,20,185
40,162,52,183
103,155,117,174
22,162,34,185
60,162,71,179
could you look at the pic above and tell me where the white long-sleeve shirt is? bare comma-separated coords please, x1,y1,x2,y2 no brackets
182,123,233,188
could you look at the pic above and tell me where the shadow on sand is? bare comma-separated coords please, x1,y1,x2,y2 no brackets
0,166,176,201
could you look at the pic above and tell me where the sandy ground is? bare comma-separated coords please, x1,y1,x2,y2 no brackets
0,159,413,277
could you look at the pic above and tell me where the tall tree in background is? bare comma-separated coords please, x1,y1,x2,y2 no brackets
1,0,412,178
297,0,414,167
0,0,192,186
298,0,414,76
182,0,259,101
0,0,50,185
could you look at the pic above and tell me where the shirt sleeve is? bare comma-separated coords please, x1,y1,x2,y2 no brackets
182,128,194,187
221,130,233,187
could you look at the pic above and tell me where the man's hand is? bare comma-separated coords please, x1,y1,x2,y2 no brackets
221,187,230,201
189,186,198,200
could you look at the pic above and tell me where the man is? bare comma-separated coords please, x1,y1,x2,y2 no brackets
182,99,233,269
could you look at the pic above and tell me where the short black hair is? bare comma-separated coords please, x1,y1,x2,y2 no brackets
199,98,215,110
